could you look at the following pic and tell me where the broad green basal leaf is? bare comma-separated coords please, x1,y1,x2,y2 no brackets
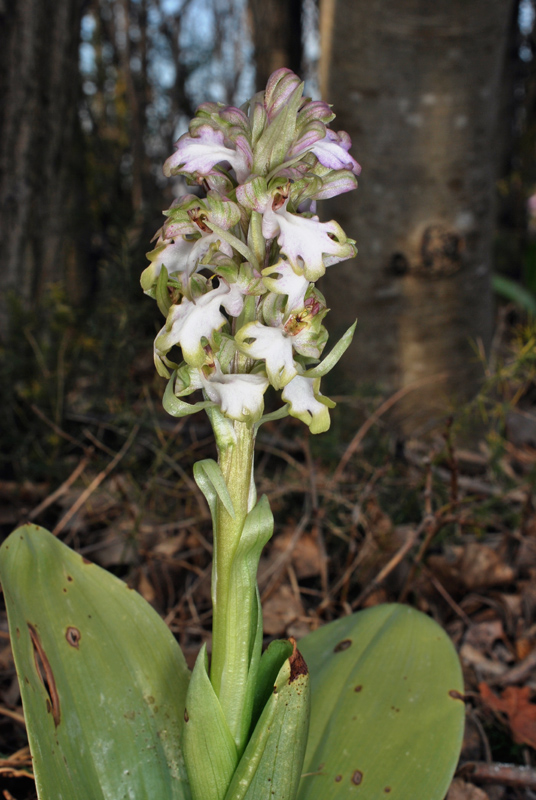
297,604,464,800
0,525,191,800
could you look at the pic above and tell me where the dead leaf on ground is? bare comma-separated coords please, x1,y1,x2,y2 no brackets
428,543,514,593
460,644,507,679
464,620,506,658
447,778,489,800
269,530,323,580
479,682,536,748
262,584,304,637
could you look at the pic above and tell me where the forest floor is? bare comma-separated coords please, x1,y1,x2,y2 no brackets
0,309,535,800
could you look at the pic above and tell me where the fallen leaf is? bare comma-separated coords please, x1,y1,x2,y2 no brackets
479,682,536,748
460,644,507,678
269,530,323,579
262,584,304,636
447,778,489,800
464,620,506,658
428,543,514,592
515,637,535,661
136,569,157,606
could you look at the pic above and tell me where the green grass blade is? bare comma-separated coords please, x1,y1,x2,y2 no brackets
492,274,536,316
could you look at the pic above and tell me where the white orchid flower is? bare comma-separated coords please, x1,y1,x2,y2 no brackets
261,260,310,312
201,368,269,423
235,321,297,389
262,200,356,282
309,129,361,175
281,375,335,433
163,125,252,184
142,234,233,292
155,282,244,368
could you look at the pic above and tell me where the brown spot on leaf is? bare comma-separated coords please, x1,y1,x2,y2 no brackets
67,575,73,582
335,775,342,782
334,639,352,653
354,685,362,692
28,623,60,727
289,638,308,682
184,709,189,722
448,690,465,701
82,557,91,565
66,627,81,648
384,788,391,793
351,770,363,785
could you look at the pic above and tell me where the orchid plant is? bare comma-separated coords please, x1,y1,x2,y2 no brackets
0,70,464,800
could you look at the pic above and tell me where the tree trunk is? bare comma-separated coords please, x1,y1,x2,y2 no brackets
319,0,514,432
0,0,85,336
249,0,303,90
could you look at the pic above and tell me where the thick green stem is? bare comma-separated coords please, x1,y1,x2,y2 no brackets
210,419,259,748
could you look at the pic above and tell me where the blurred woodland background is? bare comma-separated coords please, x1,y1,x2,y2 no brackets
3,3,536,798
1,0,534,446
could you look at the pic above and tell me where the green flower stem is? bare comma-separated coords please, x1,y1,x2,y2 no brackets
210,419,259,748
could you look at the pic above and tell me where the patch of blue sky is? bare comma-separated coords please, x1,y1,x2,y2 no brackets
519,0,535,36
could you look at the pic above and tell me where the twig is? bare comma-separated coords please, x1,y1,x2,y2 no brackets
317,533,371,612
52,425,139,537
260,510,311,601
399,462,436,601
421,565,472,626
351,520,426,609
497,646,536,686
27,450,93,521
443,416,459,507
332,373,450,483
459,761,536,789
0,707,25,725
302,434,329,597
0,767,34,780
256,441,308,477
0,747,31,767
30,403,85,450
470,710,493,764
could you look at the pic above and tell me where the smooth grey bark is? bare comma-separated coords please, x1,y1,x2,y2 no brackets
319,0,514,431
0,0,85,336
249,0,303,90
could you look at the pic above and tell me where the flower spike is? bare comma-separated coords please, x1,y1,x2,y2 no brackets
144,68,359,432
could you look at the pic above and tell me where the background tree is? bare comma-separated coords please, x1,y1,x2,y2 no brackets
0,0,87,335
248,0,303,89
318,0,515,431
